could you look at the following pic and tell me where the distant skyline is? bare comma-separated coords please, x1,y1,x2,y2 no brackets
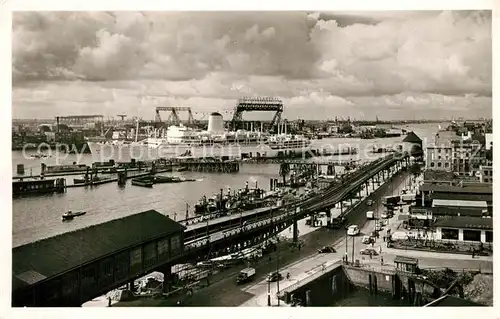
12,11,492,121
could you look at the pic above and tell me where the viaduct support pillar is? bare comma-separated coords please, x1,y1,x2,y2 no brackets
293,218,299,243
159,264,172,293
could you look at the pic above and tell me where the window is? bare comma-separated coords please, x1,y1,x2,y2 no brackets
441,228,459,240
129,247,142,274
445,163,449,168
431,162,435,167
143,241,157,269
463,230,481,242
171,235,181,255
437,162,442,167
486,231,493,243
438,149,441,154
438,156,442,160
157,238,169,260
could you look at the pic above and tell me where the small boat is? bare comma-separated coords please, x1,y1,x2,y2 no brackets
153,176,196,184
131,177,154,188
62,210,86,221
73,176,111,185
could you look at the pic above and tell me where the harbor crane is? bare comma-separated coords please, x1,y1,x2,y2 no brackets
230,97,283,132
154,106,195,126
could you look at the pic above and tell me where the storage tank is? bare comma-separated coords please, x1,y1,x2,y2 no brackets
207,112,224,133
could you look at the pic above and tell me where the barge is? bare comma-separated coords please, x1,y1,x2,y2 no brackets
131,177,154,188
12,178,66,197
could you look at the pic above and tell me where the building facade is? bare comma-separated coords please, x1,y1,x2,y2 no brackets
426,144,453,171
451,139,482,176
478,165,493,183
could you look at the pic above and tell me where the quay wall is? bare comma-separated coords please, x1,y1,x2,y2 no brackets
281,264,441,306
281,264,353,306
343,265,395,293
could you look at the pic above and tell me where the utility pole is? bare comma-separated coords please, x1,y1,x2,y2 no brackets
345,227,348,264
352,234,355,263
276,245,280,306
267,274,271,306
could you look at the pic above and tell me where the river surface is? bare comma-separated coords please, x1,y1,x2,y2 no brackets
11,123,442,247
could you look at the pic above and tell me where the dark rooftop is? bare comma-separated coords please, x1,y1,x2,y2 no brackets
430,192,492,203
420,183,492,194
394,256,418,265
433,216,493,230
423,170,456,182
402,131,422,143
424,294,484,307
12,210,185,292
210,112,222,116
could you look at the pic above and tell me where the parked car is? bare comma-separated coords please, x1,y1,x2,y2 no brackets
360,248,379,256
267,271,283,282
361,235,374,244
347,225,360,236
367,199,374,206
318,245,336,253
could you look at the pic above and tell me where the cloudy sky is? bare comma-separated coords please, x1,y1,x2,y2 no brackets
12,10,492,121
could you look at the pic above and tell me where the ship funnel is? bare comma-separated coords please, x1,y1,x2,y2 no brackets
208,112,224,133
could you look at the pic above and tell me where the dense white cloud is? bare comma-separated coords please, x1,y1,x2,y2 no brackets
12,11,491,119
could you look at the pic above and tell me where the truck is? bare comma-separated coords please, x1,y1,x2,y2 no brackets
236,267,256,284
366,210,374,219
382,195,400,206
329,208,346,229
401,193,417,203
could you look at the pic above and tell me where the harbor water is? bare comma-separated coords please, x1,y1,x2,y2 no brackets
12,123,441,247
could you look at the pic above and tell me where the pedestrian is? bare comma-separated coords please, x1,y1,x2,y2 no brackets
381,256,384,265
379,246,382,254
383,235,386,242
108,296,112,307
371,242,374,247
369,251,372,259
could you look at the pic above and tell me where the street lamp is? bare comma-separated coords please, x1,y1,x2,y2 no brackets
276,243,280,306
345,226,348,264
267,273,272,306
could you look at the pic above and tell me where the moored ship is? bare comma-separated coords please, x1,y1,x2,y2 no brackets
88,112,312,162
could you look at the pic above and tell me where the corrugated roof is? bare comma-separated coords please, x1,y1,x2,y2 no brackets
12,210,185,292
432,199,488,208
420,183,492,194
433,216,493,230
402,131,422,143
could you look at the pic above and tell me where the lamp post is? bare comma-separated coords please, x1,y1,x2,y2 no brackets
276,243,280,306
352,232,355,264
267,277,271,306
345,227,348,264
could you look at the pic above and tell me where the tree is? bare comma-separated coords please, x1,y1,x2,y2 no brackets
408,163,422,176
279,163,291,187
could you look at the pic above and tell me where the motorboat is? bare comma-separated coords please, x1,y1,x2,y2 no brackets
62,210,86,221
